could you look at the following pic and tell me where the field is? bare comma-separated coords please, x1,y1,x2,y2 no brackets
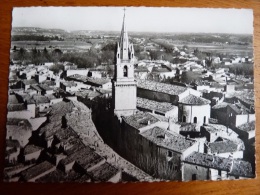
11,40,93,52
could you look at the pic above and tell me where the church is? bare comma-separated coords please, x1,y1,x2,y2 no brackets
112,10,137,117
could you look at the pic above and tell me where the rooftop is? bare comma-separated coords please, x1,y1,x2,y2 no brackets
184,152,253,178
137,79,188,96
88,162,119,182
208,140,239,154
21,161,55,181
61,147,105,171
86,77,111,85
8,95,19,104
33,95,49,104
137,97,177,114
30,84,43,92
141,126,196,153
39,84,53,91
22,79,37,85
237,121,255,132
179,94,211,105
62,81,77,87
122,112,160,130
24,144,43,155
36,169,82,182
7,104,26,112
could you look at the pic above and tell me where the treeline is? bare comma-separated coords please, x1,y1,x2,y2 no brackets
155,34,252,45
12,35,64,41
11,42,118,69
226,63,253,76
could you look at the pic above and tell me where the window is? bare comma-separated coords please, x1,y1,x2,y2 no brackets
194,117,197,123
123,65,128,77
204,116,206,124
182,115,186,123
168,151,173,157
192,174,197,180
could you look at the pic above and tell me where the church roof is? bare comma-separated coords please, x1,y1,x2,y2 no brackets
179,94,211,105
137,79,188,96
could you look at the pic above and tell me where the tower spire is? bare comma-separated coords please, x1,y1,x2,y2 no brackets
119,8,130,61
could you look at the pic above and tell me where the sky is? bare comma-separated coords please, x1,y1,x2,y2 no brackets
12,7,253,34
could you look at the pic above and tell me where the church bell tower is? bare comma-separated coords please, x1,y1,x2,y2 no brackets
112,9,137,116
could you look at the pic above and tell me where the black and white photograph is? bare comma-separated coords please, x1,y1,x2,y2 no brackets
4,6,255,182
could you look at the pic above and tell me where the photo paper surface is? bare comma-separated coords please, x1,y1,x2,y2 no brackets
5,7,255,182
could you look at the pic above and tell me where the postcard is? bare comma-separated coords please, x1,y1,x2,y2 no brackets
4,7,255,182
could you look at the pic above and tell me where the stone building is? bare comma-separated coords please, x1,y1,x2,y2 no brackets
178,94,211,125
112,11,137,116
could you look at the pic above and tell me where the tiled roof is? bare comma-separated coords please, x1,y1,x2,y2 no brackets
6,118,31,127
60,147,105,172
31,84,43,92
33,95,49,104
137,97,177,113
122,112,159,130
36,169,82,182
137,79,187,96
22,79,37,85
184,152,253,178
152,67,170,73
208,140,239,154
7,104,26,111
24,144,43,155
21,161,55,181
86,77,111,85
62,81,77,87
141,126,196,153
179,94,210,105
39,84,53,91
237,121,255,132
88,162,119,182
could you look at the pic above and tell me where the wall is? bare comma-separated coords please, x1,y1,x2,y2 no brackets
116,119,183,180
66,69,88,77
178,104,211,125
7,110,33,119
113,83,136,116
137,88,179,105
235,114,255,127
24,150,42,162
182,163,209,181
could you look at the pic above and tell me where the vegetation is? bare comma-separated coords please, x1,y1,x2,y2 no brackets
12,35,64,41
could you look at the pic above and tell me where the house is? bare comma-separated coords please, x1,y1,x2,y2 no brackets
235,121,255,140
23,144,43,163
84,77,112,89
183,152,253,181
5,139,21,165
206,138,244,159
117,112,199,180
33,95,50,112
6,118,33,147
178,94,211,125
18,79,37,90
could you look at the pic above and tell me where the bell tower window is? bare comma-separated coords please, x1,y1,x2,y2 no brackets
123,65,128,77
